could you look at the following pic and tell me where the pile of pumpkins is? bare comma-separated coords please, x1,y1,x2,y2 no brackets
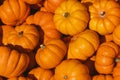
0,0,120,80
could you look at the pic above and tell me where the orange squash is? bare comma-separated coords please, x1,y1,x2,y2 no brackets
3,24,40,50
26,11,61,44
22,0,41,4
28,67,53,80
0,46,29,78
54,0,89,35
89,0,120,35
94,42,119,74
35,38,67,69
7,76,32,80
54,59,91,80
68,29,100,60
0,0,30,26
92,74,113,80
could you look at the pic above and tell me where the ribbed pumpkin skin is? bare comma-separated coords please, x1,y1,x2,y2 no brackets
92,74,113,80
22,0,41,4
68,29,100,60
35,39,67,69
54,0,89,35
7,76,32,80
89,0,120,35
0,46,29,78
95,42,119,74
54,59,91,80
28,67,53,80
4,24,40,50
26,11,61,44
0,0,30,26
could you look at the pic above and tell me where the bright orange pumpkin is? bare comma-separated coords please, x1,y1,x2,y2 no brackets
35,38,67,69
94,42,119,74
68,29,100,60
22,0,41,4
0,0,30,26
28,67,53,80
7,76,32,80
92,74,113,80
89,0,120,35
3,24,40,50
54,0,89,35
26,11,61,44
0,46,29,78
54,59,91,80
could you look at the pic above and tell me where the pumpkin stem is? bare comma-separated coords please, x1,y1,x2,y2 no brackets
100,11,105,17
18,31,23,37
63,75,68,80
40,44,45,49
115,58,120,62
63,12,70,18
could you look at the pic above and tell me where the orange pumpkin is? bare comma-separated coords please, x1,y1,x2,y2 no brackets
28,67,53,80
7,76,32,80
94,42,119,74
0,46,29,78
68,29,100,60
54,59,91,80
89,0,120,35
3,24,40,50
35,38,67,69
92,74,113,80
26,11,61,44
43,0,65,13
113,24,120,46
22,0,41,4
54,0,89,35
0,0,30,26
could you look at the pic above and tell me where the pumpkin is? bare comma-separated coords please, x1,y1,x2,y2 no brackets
68,29,100,60
54,59,91,80
7,76,32,80
43,0,65,13
104,34,113,42
0,46,29,78
53,0,89,35
0,0,30,26
89,0,120,35
26,11,61,44
92,74,113,80
22,0,41,4
35,38,67,69
113,24,120,46
94,42,119,74
3,24,40,50
28,67,53,80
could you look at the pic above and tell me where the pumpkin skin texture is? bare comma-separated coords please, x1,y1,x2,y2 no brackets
92,74,113,80
0,46,29,78
4,24,40,50
7,76,32,80
22,0,41,4
0,0,30,26
89,0,120,35
43,0,65,13
26,11,61,44
95,42,119,74
28,67,53,80
113,25,120,46
68,29,100,60
54,0,89,35
35,39,67,69
54,59,91,80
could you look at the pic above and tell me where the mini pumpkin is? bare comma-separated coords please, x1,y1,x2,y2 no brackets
0,46,29,78
94,42,119,74
0,0,30,26
68,29,100,60
92,74,113,80
28,67,53,80
22,0,41,4
26,11,61,44
35,38,67,69
54,0,89,35
7,76,32,80
3,24,40,50
89,0,120,35
54,59,91,80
